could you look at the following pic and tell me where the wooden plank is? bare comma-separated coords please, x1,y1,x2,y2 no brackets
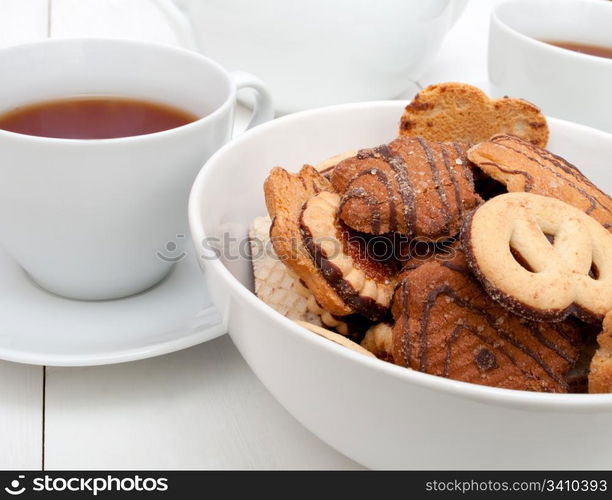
44,336,362,470
0,0,48,472
0,362,43,469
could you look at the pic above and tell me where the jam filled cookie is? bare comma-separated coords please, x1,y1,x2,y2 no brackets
399,82,549,147
391,251,581,392
330,136,479,239
463,193,612,323
588,312,612,393
264,166,396,321
467,134,612,230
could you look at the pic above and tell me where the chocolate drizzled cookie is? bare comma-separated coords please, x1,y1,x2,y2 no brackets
390,251,581,392
264,166,397,321
468,134,612,230
330,137,480,239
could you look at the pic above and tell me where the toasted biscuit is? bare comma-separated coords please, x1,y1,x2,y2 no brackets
330,137,479,238
399,82,549,147
391,251,580,392
588,312,612,393
463,193,612,323
265,165,351,316
467,134,612,230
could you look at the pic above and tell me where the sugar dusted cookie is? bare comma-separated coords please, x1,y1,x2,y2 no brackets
463,193,612,323
399,83,549,147
391,251,581,392
330,136,479,239
468,134,612,230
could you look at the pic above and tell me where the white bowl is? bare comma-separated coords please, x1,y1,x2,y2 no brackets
189,101,612,469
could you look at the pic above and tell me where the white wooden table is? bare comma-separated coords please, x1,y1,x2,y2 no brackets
0,0,495,470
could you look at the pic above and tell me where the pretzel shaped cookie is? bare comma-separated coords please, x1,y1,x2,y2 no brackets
463,193,612,322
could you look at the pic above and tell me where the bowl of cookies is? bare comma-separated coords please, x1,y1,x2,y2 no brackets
189,83,612,469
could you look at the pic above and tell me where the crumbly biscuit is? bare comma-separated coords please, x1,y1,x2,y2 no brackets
463,193,612,322
399,83,549,147
588,312,612,393
391,251,581,392
330,137,479,238
467,134,612,230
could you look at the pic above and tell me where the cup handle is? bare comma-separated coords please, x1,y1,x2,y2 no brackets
230,71,275,133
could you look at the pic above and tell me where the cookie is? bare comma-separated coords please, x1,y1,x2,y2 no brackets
264,166,396,321
249,216,323,325
330,136,479,238
588,312,612,393
463,192,612,323
391,251,581,392
399,83,549,147
294,320,376,358
361,322,394,362
250,215,371,337
300,190,396,320
467,134,612,230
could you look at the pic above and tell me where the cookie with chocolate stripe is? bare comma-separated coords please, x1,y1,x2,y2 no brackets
391,251,581,392
330,137,480,239
468,134,612,230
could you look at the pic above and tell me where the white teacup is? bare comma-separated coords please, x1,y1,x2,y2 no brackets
0,38,272,300
489,0,612,133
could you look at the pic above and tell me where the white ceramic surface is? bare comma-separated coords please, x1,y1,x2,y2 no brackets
0,38,272,300
0,238,224,366
189,101,612,469
488,0,612,133
158,0,467,113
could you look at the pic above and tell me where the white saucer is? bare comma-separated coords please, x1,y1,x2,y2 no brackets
0,238,225,366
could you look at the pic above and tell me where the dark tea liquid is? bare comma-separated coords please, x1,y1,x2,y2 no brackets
0,96,199,139
543,40,612,59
